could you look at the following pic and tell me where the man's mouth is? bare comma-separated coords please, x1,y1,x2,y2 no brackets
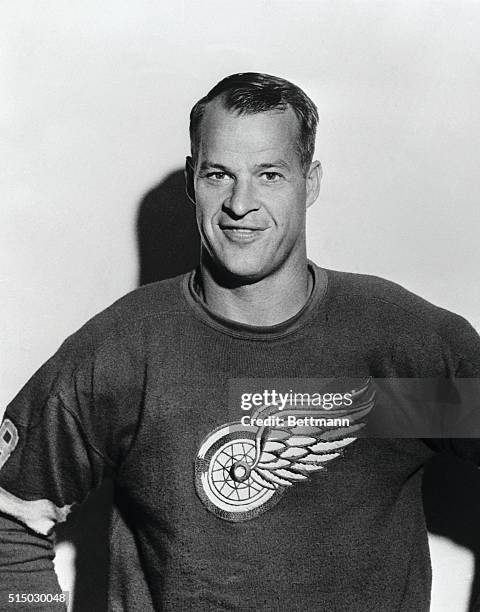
219,225,268,242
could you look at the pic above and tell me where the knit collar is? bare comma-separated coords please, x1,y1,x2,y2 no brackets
183,261,328,340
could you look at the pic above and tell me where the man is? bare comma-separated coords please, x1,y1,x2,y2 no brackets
0,72,479,611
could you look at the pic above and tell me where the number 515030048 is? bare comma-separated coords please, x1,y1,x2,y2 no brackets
7,592,69,605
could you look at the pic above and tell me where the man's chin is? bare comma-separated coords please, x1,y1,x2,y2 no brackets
205,257,268,288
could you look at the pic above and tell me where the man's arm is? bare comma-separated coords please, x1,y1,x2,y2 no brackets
0,512,65,611
0,330,116,610
424,315,480,460
0,392,109,611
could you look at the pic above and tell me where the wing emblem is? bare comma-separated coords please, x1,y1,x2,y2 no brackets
195,378,375,521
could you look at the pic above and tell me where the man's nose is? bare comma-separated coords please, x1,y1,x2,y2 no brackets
224,179,259,217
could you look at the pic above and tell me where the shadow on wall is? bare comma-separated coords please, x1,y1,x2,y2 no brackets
56,169,480,611
137,169,200,285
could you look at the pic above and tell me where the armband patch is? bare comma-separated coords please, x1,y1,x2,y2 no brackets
0,419,19,471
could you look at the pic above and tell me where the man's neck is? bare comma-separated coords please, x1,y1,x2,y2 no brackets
198,261,313,326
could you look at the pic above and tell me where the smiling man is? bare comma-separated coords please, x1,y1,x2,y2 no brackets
187,79,321,325
1,73,480,611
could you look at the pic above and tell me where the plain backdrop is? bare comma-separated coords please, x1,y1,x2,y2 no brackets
1,1,480,610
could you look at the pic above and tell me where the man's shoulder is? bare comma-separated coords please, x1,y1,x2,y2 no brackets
59,272,191,359
323,266,478,345
326,267,437,310
102,273,189,321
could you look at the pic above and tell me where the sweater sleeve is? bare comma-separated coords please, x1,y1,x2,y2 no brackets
0,320,141,609
0,350,108,610
424,315,480,462
0,512,66,611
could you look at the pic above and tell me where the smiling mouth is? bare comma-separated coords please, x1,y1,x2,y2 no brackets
220,226,268,242
220,225,268,232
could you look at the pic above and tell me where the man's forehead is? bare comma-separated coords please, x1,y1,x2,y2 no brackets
197,99,301,158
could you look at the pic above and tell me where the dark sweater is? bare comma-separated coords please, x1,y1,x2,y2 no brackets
1,263,479,611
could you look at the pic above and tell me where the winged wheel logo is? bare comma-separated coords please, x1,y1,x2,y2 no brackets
195,379,375,521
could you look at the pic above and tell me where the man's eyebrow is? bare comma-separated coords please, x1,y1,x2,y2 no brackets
198,161,230,171
198,159,292,172
254,160,291,171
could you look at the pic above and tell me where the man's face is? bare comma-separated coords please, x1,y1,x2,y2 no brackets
188,99,320,282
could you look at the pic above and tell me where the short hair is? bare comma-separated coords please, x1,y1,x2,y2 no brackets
189,72,318,174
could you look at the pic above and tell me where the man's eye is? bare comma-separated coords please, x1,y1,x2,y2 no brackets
206,172,229,181
261,172,283,182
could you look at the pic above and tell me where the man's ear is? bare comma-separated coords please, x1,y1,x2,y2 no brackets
185,156,196,205
306,160,322,209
